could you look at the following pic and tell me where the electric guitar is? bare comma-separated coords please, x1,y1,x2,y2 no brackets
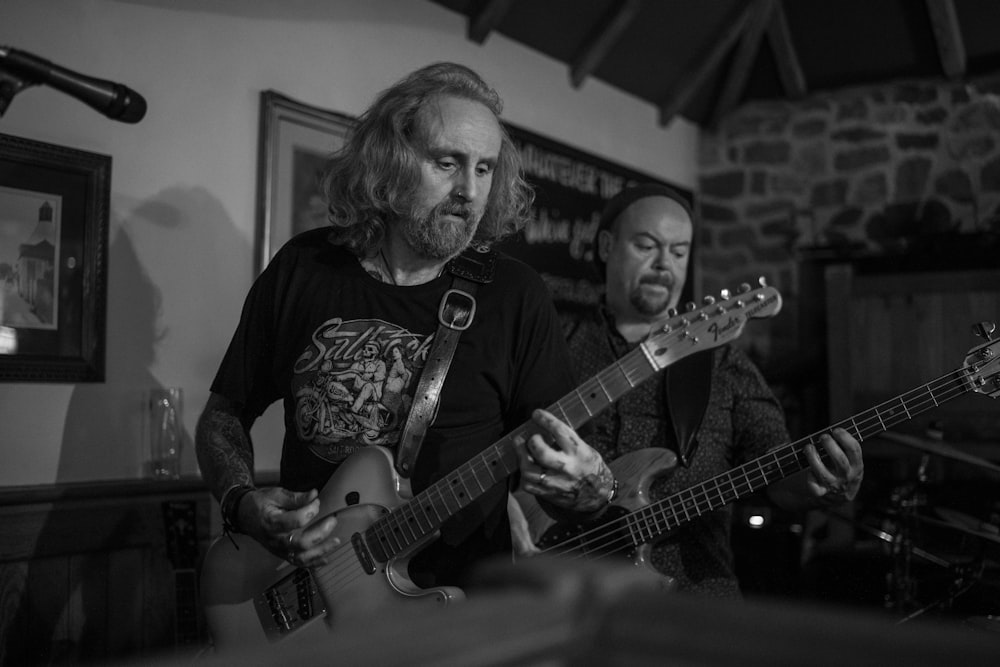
200,282,783,649
521,325,1000,571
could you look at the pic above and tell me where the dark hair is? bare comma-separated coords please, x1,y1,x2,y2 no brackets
321,62,534,256
592,183,695,276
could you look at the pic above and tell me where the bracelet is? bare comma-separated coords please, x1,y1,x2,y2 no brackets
219,483,255,535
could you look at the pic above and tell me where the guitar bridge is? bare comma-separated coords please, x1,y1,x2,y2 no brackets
253,567,326,641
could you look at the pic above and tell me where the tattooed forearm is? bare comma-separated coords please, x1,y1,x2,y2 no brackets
195,394,255,501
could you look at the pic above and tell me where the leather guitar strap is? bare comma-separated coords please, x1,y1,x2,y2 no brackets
394,246,496,478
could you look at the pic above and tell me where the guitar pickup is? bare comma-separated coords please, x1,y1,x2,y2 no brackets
352,532,377,575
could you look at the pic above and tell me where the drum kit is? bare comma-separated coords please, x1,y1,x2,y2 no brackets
830,430,1000,630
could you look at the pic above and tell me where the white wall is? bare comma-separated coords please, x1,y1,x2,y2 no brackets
0,0,698,486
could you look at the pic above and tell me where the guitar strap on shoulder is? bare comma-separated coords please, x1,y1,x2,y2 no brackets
663,350,712,467
394,245,496,478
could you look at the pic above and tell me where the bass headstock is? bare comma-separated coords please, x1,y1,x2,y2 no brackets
965,321,1000,399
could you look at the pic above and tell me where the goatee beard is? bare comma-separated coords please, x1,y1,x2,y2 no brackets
630,275,675,316
402,199,479,260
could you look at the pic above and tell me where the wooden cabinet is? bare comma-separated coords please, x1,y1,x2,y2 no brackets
0,479,213,665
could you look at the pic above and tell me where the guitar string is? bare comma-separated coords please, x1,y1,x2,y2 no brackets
262,294,772,623
540,363,988,562
344,332,671,562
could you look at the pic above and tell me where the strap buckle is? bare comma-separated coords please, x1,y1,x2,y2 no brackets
439,288,476,331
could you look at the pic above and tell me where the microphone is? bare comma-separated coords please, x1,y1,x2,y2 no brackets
0,46,146,123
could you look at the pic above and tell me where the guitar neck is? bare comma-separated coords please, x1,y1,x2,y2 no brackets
364,345,661,562
626,365,976,546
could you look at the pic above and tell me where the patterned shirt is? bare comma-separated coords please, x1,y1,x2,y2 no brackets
561,302,790,598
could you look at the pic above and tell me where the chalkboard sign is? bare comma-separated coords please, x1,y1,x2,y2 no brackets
499,123,695,309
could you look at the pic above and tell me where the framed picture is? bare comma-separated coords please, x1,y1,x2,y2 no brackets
0,133,110,382
255,90,355,274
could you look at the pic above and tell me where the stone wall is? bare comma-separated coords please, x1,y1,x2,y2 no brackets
698,73,1000,299
696,74,1000,433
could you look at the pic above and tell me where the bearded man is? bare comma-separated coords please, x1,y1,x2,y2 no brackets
196,63,615,599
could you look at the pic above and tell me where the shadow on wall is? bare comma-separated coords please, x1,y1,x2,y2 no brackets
1,187,246,664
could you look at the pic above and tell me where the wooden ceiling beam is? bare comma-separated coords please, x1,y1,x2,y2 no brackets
767,0,806,99
925,0,966,79
656,2,754,127
569,0,643,89
709,0,776,128
468,0,517,44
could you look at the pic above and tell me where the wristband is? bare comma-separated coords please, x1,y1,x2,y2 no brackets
220,483,255,535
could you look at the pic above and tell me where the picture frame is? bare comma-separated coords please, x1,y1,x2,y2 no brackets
0,133,109,382
255,90,355,274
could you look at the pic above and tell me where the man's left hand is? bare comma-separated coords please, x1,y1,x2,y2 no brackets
803,427,864,505
513,409,615,513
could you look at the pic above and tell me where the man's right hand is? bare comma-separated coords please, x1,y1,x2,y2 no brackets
238,487,341,567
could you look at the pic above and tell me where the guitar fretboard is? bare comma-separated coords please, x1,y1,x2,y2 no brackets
363,344,668,561
621,367,972,547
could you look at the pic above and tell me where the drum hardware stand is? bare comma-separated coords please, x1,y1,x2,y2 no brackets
894,559,986,625
884,454,931,614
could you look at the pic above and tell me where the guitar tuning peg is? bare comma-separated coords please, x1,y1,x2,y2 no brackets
702,295,716,305
738,283,751,293
685,302,697,312
973,321,996,341
719,288,731,300
757,276,768,287
667,307,678,318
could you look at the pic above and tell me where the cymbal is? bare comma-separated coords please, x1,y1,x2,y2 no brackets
912,510,1000,546
875,432,1000,475
935,507,1000,542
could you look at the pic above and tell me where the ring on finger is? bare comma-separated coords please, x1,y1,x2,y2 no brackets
539,472,547,484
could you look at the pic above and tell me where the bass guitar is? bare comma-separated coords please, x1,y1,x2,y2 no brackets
522,326,1000,569
200,282,783,649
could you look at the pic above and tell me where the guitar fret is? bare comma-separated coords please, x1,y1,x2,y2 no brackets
551,355,995,568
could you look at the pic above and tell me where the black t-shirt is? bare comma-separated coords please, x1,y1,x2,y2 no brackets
211,228,576,586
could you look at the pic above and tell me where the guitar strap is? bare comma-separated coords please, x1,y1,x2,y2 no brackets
663,350,712,467
394,245,496,478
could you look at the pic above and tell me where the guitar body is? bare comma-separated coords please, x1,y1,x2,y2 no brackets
201,446,463,650
519,448,678,570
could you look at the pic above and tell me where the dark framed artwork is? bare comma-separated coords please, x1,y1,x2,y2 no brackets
0,133,109,382
499,123,697,311
255,90,355,274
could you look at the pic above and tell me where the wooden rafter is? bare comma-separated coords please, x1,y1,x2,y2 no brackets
925,0,966,79
656,2,754,127
468,0,516,44
569,0,643,89
709,0,776,128
766,0,806,99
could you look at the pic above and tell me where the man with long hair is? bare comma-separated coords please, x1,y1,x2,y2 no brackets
196,63,615,598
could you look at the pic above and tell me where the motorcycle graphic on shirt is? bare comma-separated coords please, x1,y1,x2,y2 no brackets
291,317,431,463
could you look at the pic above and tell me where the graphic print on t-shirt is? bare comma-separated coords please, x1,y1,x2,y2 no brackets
291,317,431,463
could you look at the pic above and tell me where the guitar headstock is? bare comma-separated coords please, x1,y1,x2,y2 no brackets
965,321,1000,398
642,279,782,371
